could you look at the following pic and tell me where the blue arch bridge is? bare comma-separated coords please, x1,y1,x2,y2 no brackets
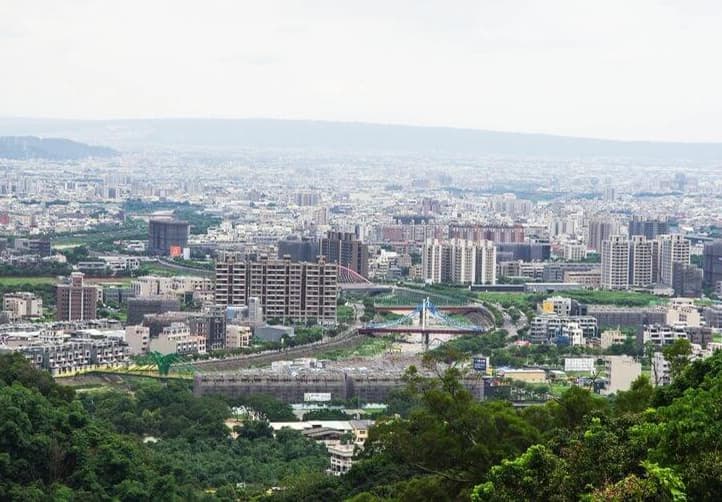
357,298,486,347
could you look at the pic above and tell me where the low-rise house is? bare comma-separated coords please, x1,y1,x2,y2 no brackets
149,322,206,355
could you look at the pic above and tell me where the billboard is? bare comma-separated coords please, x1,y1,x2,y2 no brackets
564,357,595,373
472,355,489,372
304,392,332,402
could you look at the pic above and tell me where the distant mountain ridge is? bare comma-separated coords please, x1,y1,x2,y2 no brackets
0,136,118,160
1,118,722,160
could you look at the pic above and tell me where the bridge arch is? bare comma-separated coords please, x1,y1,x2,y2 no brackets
337,265,372,284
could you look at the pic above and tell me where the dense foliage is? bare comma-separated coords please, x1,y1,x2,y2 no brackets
3,346,722,500
46,220,147,249
476,289,663,313
122,200,221,235
267,351,722,501
0,262,71,277
427,330,638,369
302,408,351,421
0,354,327,500
227,393,299,422
0,282,57,307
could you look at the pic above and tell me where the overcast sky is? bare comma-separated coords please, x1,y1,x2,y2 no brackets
1,1,721,142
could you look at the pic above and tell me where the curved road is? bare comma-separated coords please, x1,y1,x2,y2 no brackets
177,289,499,373
180,302,365,372
155,258,214,277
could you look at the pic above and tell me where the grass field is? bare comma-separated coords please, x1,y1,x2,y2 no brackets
0,275,136,287
86,277,134,286
337,305,355,324
374,288,469,306
476,289,666,309
318,337,394,360
564,289,666,307
549,382,571,397
0,276,58,286
50,220,148,248
476,292,542,310
52,243,84,250
138,262,205,277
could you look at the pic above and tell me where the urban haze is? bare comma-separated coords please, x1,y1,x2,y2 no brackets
2,2,722,501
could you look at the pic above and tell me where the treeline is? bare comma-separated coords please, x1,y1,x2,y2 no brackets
267,351,722,501
0,262,70,276
0,354,328,500
0,283,57,307
3,348,722,500
122,200,221,235
426,331,637,368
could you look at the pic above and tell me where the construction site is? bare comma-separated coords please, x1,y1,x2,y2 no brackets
192,296,501,403
193,360,496,403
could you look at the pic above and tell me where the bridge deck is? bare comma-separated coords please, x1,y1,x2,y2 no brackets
374,304,483,313
359,327,485,335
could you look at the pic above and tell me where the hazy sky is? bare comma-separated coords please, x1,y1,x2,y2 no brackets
2,0,722,141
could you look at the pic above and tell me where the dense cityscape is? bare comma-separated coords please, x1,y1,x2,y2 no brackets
1,135,722,499
4,1,722,500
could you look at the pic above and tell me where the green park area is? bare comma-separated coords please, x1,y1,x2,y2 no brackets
336,305,355,324
318,337,394,360
477,289,666,311
50,219,148,249
122,199,221,235
563,289,666,306
0,276,57,286
0,278,58,308
137,262,188,277
476,292,544,311
373,286,471,306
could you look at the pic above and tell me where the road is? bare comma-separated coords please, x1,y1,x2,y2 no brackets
155,258,214,277
181,301,365,372
179,332,369,372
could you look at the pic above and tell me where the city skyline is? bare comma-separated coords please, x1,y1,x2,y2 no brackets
2,3,722,499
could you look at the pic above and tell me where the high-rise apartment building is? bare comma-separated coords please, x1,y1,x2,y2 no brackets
247,297,263,324
56,272,98,321
549,217,579,237
452,240,476,284
601,235,629,290
189,305,227,351
650,239,661,283
658,235,690,286
588,219,617,253
422,239,496,285
702,240,722,289
214,252,247,306
293,191,321,206
448,224,524,243
423,240,444,284
277,236,319,262
475,241,497,285
628,217,669,240
495,242,551,262
672,262,703,298
214,256,337,324
148,218,190,256
628,235,653,287
562,243,587,261
13,238,52,257
320,231,369,278
127,297,181,324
